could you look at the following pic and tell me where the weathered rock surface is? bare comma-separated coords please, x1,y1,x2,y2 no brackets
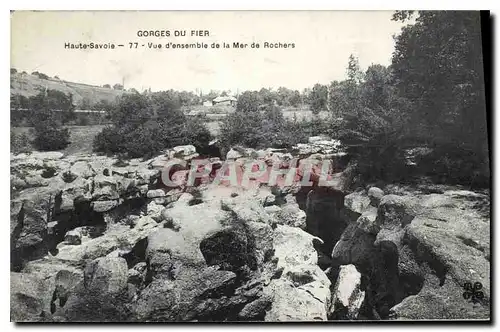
84,257,128,295
11,272,54,322
10,149,490,322
330,187,490,320
329,264,365,320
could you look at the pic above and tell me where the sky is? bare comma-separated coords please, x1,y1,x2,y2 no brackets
11,11,409,93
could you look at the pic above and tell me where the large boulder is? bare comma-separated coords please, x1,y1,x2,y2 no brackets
263,225,331,321
11,272,54,321
55,217,158,263
133,267,239,321
11,187,59,270
226,148,244,160
264,278,330,321
146,200,229,275
69,161,96,179
171,145,197,157
367,187,384,207
331,206,378,266
344,191,370,215
83,257,128,295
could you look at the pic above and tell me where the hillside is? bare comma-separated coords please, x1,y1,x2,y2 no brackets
10,72,125,106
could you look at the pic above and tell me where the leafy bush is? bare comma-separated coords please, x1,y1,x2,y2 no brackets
11,131,32,154
29,109,71,151
219,103,329,150
416,144,490,188
93,93,212,158
31,71,49,80
32,125,70,151
93,126,124,154
219,110,264,149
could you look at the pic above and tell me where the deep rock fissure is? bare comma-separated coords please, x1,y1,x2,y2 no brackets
299,186,429,320
48,200,107,255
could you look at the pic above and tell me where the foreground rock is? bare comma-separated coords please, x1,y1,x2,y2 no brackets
329,264,365,320
10,148,490,321
331,186,490,320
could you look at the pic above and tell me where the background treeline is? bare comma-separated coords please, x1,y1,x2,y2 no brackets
11,11,489,188
220,11,489,187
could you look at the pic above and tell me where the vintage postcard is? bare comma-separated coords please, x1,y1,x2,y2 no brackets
10,10,491,322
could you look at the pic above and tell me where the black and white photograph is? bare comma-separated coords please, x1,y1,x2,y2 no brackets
9,10,491,322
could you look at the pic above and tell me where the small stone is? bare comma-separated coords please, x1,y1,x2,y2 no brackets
147,189,166,198
368,187,385,207
91,200,119,213
64,229,82,245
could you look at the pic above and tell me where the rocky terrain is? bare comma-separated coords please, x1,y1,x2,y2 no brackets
10,139,490,322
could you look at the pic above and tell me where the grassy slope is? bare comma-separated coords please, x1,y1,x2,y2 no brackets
11,125,106,156
10,73,124,105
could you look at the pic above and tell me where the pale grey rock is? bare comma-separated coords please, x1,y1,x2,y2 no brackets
329,264,365,320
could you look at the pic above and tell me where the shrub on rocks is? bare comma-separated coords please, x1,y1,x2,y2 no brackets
11,130,32,154
219,103,327,152
32,121,71,152
93,93,212,158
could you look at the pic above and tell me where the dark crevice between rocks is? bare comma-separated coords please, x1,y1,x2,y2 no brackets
48,200,106,255
296,187,349,271
403,232,448,287
122,237,148,269
355,240,426,320
299,187,427,321
104,197,148,225
10,203,26,271
197,216,272,321
199,225,258,278
194,143,222,159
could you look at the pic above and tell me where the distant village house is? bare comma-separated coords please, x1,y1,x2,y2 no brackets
211,96,237,106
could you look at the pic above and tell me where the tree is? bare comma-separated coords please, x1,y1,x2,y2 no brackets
10,68,17,74
392,11,488,184
258,88,276,105
113,83,124,90
360,65,394,111
92,99,115,114
26,91,71,151
93,91,211,158
236,91,262,113
103,84,111,89
203,90,219,103
79,97,93,110
347,54,363,84
309,84,328,115
276,87,301,107
32,71,49,80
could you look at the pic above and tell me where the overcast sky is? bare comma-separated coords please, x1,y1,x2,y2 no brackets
11,11,409,93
